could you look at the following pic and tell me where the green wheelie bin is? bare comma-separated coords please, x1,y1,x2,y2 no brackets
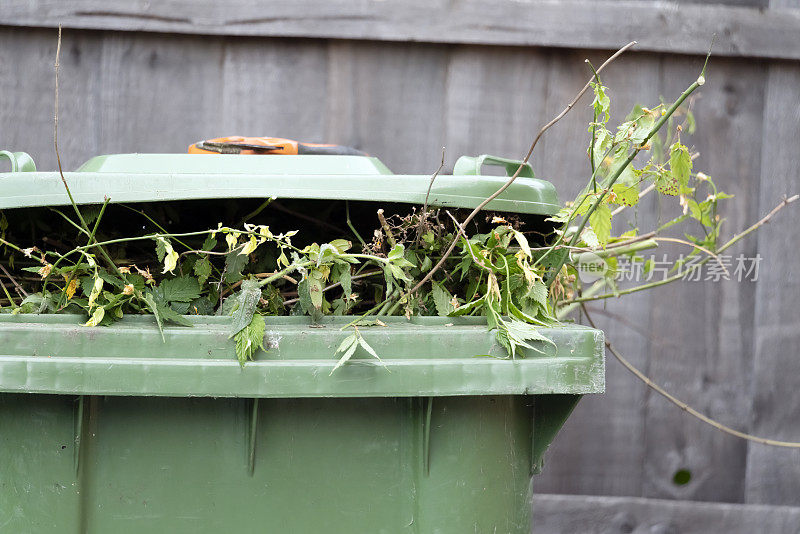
0,151,604,533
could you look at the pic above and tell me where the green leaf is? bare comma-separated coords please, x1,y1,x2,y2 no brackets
234,313,266,366
448,295,485,317
388,263,410,283
229,279,261,338
590,82,610,122
193,256,212,285
317,243,339,266
503,319,555,355
512,230,532,258
387,244,405,262
155,238,167,262
655,168,680,196
224,250,249,283
431,282,455,316
357,335,382,362
159,276,202,303
308,277,324,309
201,235,217,252
156,303,193,327
611,183,639,207
329,239,352,253
588,203,612,246
330,333,359,374
333,263,352,299
669,142,692,187
528,280,548,308
630,111,655,145
297,278,313,314
143,292,165,342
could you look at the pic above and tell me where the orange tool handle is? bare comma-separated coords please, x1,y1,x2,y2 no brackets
189,136,367,156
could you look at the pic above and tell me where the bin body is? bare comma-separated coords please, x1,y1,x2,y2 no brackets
2,394,537,533
0,315,603,533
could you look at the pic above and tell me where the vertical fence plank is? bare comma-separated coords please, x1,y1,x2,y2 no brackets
640,56,767,503
745,59,800,506
97,32,225,154
533,50,663,497
220,38,329,141
325,40,449,174
442,45,550,175
0,27,101,171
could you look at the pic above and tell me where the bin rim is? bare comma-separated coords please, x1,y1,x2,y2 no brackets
0,314,604,398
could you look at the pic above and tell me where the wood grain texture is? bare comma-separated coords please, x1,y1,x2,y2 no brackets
97,32,225,155
532,50,662,497
442,45,550,176
745,59,800,506
641,57,767,503
2,1,800,60
0,27,101,171
533,494,800,533
325,40,449,173
220,38,329,141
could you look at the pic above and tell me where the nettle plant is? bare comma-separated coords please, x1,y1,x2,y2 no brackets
0,60,741,370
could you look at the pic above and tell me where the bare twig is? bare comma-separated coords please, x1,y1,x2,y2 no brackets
582,304,800,448
377,209,397,248
0,263,28,298
417,147,446,241
652,236,729,276
410,41,637,294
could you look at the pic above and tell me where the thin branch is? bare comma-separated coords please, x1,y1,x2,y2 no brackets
417,147,446,242
410,41,637,294
346,201,366,248
652,236,728,276
0,263,28,298
376,209,397,248
582,304,800,448
566,194,798,304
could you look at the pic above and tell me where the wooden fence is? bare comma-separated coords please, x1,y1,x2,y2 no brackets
1,1,799,531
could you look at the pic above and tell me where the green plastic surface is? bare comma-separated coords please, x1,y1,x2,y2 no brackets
0,393,541,533
0,315,604,397
0,151,600,532
0,315,603,532
0,153,560,215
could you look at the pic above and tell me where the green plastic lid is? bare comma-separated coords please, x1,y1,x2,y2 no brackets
0,153,559,215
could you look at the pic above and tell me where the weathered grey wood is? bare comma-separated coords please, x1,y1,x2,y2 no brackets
532,50,663,497
97,32,226,155
641,57,767,503
532,494,800,533
220,38,329,141
0,27,101,171
325,40,449,173
442,45,550,176
2,1,800,61
745,59,800,506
